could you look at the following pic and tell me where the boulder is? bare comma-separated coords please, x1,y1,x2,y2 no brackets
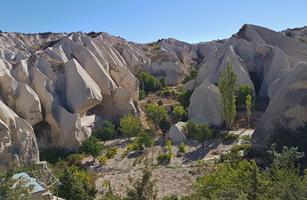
64,59,102,114
166,122,187,144
188,83,223,126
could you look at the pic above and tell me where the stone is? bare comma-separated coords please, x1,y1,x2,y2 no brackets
188,83,223,126
166,122,187,145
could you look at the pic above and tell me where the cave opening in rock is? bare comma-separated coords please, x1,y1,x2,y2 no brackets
33,121,53,149
249,71,262,95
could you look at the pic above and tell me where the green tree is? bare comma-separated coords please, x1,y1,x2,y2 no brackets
171,105,187,123
235,84,253,110
218,62,237,129
120,114,143,137
80,136,103,162
59,167,97,200
145,103,167,131
137,71,162,93
0,171,32,200
93,120,117,141
245,94,252,127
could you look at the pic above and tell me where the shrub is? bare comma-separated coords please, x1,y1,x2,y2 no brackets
184,121,215,147
98,155,108,165
126,132,154,153
241,135,251,143
67,153,84,166
119,114,143,137
157,153,172,165
171,105,187,123
157,140,173,165
145,103,168,130
137,71,162,93
93,120,117,141
222,132,239,144
139,89,146,100
183,68,198,83
158,87,172,97
191,146,307,200
177,90,193,109
59,167,97,200
105,147,118,159
80,136,104,162
178,143,187,154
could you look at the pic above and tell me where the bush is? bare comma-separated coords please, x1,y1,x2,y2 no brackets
184,121,215,147
241,135,251,143
67,153,85,166
93,120,117,141
171,105,187,123
139,89,146,100
59,167,97,200
157,153,172,165
183,68,198,83
145,103,167,130
177,90,193,109
190,146,307,200
158,87,172,97
98,155,108,165
178,143,187,154
105,147,118,159
222,132,239,144
126,132,154,153
80,136,104,161
119,114,143,137
157,140,173,165
137,71,162,93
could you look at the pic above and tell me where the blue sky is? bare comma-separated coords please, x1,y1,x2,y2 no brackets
0,0,306,43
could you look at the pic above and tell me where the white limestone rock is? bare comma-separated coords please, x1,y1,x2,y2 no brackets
188,83,222,126
166,122,187,145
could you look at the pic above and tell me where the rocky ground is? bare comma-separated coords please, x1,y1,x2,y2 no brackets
91,129,254,199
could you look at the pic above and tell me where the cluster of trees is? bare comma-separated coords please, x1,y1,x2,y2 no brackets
137,71,166,98
218,63,254,129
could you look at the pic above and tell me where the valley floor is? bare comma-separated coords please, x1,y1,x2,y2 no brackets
92,129,254,199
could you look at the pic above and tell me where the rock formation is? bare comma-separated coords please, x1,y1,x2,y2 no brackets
1,24,307,169
166,122,187,145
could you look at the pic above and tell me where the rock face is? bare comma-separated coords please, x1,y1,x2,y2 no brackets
188,83,222,126
188,24,307,128
166,122,187,145
252,62,307,152
1,24,307,169
0,32,142,169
